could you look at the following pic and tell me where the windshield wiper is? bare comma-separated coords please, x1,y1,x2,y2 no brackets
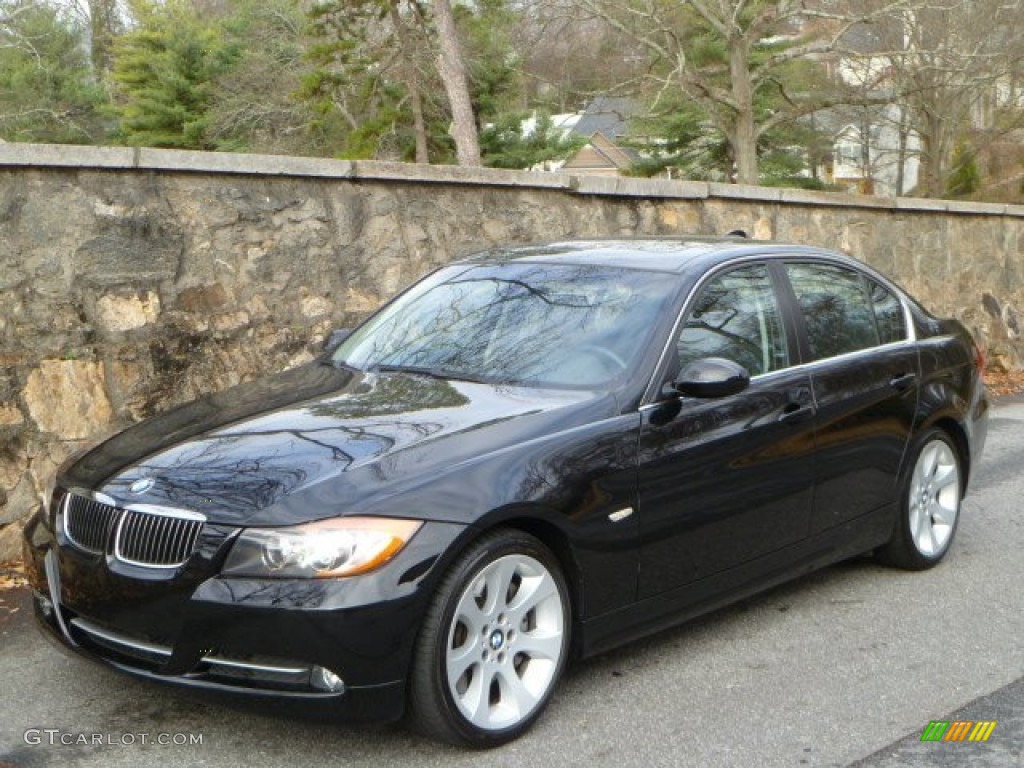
369,364,488,384
321,357,356,372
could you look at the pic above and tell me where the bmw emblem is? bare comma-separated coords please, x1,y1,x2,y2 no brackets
129,477,155,495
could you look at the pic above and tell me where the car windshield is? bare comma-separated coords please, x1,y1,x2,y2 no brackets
332,262,677,389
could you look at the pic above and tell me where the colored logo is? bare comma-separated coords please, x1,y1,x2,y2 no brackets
921,720,997,742
129,477,155,495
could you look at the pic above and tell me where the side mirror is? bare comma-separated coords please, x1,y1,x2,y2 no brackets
672,357,750,399
322,328,352,354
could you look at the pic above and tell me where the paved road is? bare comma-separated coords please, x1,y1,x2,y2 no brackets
2,402,1023,768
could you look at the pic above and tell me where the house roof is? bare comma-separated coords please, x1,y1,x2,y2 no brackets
562,132,639,171
839,22,886,54
571,97,639,140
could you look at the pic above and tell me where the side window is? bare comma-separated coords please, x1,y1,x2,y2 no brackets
785,263,879,360
675,264,789,377
869,280,907,344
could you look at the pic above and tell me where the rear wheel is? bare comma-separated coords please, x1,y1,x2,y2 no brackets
409,529,570,747
877,429,962,570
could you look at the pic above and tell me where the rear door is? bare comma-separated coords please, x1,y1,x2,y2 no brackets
781,261,919,534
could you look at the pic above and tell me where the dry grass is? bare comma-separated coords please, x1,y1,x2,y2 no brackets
986,369,1024,398
0,560,28,591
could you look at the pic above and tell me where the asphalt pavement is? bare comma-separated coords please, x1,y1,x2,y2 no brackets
1,401,1022,768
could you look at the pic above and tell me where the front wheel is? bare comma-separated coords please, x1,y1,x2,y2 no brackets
877,429,963,570
409,530,570,747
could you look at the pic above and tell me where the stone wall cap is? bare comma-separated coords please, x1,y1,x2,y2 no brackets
895,197,949,212
778,188,896,208
944,199,1008,215
570,175,709,198
708,182,782,202
0,143,136,168
351,161,572,189
4,143,1024,218
135,148,355,177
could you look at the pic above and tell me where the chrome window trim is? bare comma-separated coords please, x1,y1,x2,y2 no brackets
640,251,918,409
782,259,917,351
639,337,920,413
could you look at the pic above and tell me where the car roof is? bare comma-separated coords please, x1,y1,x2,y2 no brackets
458,237,841,275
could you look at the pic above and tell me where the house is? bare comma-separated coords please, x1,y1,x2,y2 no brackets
561,131,638,176
816,104,920,197
558,97,641,176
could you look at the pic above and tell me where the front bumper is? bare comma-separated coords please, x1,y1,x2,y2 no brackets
23,508,467,723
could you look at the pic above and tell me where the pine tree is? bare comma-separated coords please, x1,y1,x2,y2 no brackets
112,1,236,148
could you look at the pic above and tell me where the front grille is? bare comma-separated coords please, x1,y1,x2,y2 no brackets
115,508,204,568
64,494,121,555
62,491,205,569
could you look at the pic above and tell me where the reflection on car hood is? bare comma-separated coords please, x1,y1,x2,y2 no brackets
62,362,610,525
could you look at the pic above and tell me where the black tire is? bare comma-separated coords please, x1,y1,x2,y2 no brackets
408,529,570,747
877,428,963,570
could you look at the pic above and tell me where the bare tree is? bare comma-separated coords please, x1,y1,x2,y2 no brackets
1,1,45,58
864,0,1024,196
433,0,481,165
388,0,430,163
559,0,911,184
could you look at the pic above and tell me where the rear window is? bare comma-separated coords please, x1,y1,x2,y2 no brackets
785,263,879,360
869,279,908,344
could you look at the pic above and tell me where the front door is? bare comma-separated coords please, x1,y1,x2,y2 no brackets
637,263,816,598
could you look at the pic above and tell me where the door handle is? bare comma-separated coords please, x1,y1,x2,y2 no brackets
889,372,917,391
778,402,814,424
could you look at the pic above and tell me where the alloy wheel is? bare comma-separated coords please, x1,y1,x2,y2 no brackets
907,438,961,557
444,553,566,731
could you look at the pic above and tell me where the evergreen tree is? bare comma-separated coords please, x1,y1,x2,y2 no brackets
112,0,236,148
480,112,583,169
205,0,314,154
303,0,442,161
945,141,981,198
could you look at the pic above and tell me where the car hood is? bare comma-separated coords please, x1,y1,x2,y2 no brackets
62,362,614,526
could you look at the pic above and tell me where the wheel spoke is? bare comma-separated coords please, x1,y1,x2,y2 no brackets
929,500,953,528
516,629,563,661
507,572,557,616
461,666,494,723
932,460,956,489
916,515,933,554
448,634,480,682
913,505,929,548
456,600,489,635
920,443,939,480
486,557,520,612
496,666,536,719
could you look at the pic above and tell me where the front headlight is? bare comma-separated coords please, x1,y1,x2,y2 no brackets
221,517,422,579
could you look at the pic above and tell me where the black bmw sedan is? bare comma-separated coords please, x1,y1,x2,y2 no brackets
23,238,988,746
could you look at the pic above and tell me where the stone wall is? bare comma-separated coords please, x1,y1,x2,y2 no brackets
1,143,1022,558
